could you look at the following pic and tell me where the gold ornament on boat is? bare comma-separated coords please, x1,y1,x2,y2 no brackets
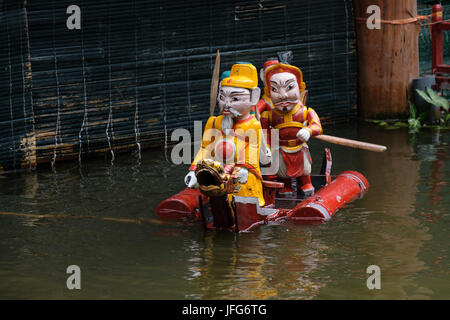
195,159,241,197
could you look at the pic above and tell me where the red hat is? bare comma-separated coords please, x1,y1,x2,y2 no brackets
263,58,279,69
264,63,306,97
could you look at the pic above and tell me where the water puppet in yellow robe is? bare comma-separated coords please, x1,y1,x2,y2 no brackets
184,63,268,207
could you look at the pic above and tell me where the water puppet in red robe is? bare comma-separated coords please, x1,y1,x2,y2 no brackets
260,58,322,196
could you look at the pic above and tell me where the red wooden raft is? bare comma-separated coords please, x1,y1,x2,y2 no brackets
156,149,369,232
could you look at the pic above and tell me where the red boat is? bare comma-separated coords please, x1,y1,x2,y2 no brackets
156,148,369,232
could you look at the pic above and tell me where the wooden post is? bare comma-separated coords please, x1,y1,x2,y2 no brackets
353,0,419,119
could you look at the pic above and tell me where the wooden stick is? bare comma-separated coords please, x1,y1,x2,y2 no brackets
0,211,172,226
313,134,387,152
210,49,221,117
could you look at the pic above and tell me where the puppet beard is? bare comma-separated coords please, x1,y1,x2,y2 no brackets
221,107,242,134
222,107,242,118
274,99,299,113
222,115,234,134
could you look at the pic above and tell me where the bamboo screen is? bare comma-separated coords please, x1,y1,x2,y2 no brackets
0,0,357,172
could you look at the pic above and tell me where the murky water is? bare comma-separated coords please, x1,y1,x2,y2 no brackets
0,122,449,299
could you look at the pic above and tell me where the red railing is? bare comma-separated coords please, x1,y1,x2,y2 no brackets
432,4,450,89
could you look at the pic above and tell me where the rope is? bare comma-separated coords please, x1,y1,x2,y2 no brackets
355,16,426,25
355,14,450,38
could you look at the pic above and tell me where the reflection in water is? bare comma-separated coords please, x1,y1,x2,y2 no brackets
179,226,329,300
356,124,444,299
0,123,449,299
423,132,448,207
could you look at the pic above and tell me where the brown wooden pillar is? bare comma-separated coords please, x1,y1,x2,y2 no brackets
353,0,419,119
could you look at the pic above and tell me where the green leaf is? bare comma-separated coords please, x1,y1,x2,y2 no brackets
409,126,420,134
384,125,401,130
446,113,450,123
409,101,417,119
416,88,433,104
418,112,427,122
365,119,383,124
408,118,421,129
435,96,449,111
426,87,449,111
426,87,440,103
393,121,409,128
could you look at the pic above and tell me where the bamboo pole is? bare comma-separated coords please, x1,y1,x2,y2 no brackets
353,0,419,118
313,134,387,152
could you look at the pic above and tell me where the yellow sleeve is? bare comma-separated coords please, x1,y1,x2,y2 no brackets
305,107,323,136
190,116,217,170
245,120,262,171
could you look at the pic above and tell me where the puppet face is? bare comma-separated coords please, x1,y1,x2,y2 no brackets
269,72,300,112
218,86,253,119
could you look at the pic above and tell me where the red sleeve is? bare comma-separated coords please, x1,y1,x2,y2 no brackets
257,99,270,114
259,111,271,147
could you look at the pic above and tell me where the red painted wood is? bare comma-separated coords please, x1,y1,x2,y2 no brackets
435,65,450,74
262,180,284,206
431,4,450,90
289,171,369,222
435,75,450,84
234,202,266,232
432,4,443,70
155,188,205,220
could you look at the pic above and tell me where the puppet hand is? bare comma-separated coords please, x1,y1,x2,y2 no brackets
184,171,199,189
259,144,272,165
237,167,249,184
296,128,311,142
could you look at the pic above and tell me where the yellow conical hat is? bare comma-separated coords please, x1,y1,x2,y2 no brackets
221,63,258,90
